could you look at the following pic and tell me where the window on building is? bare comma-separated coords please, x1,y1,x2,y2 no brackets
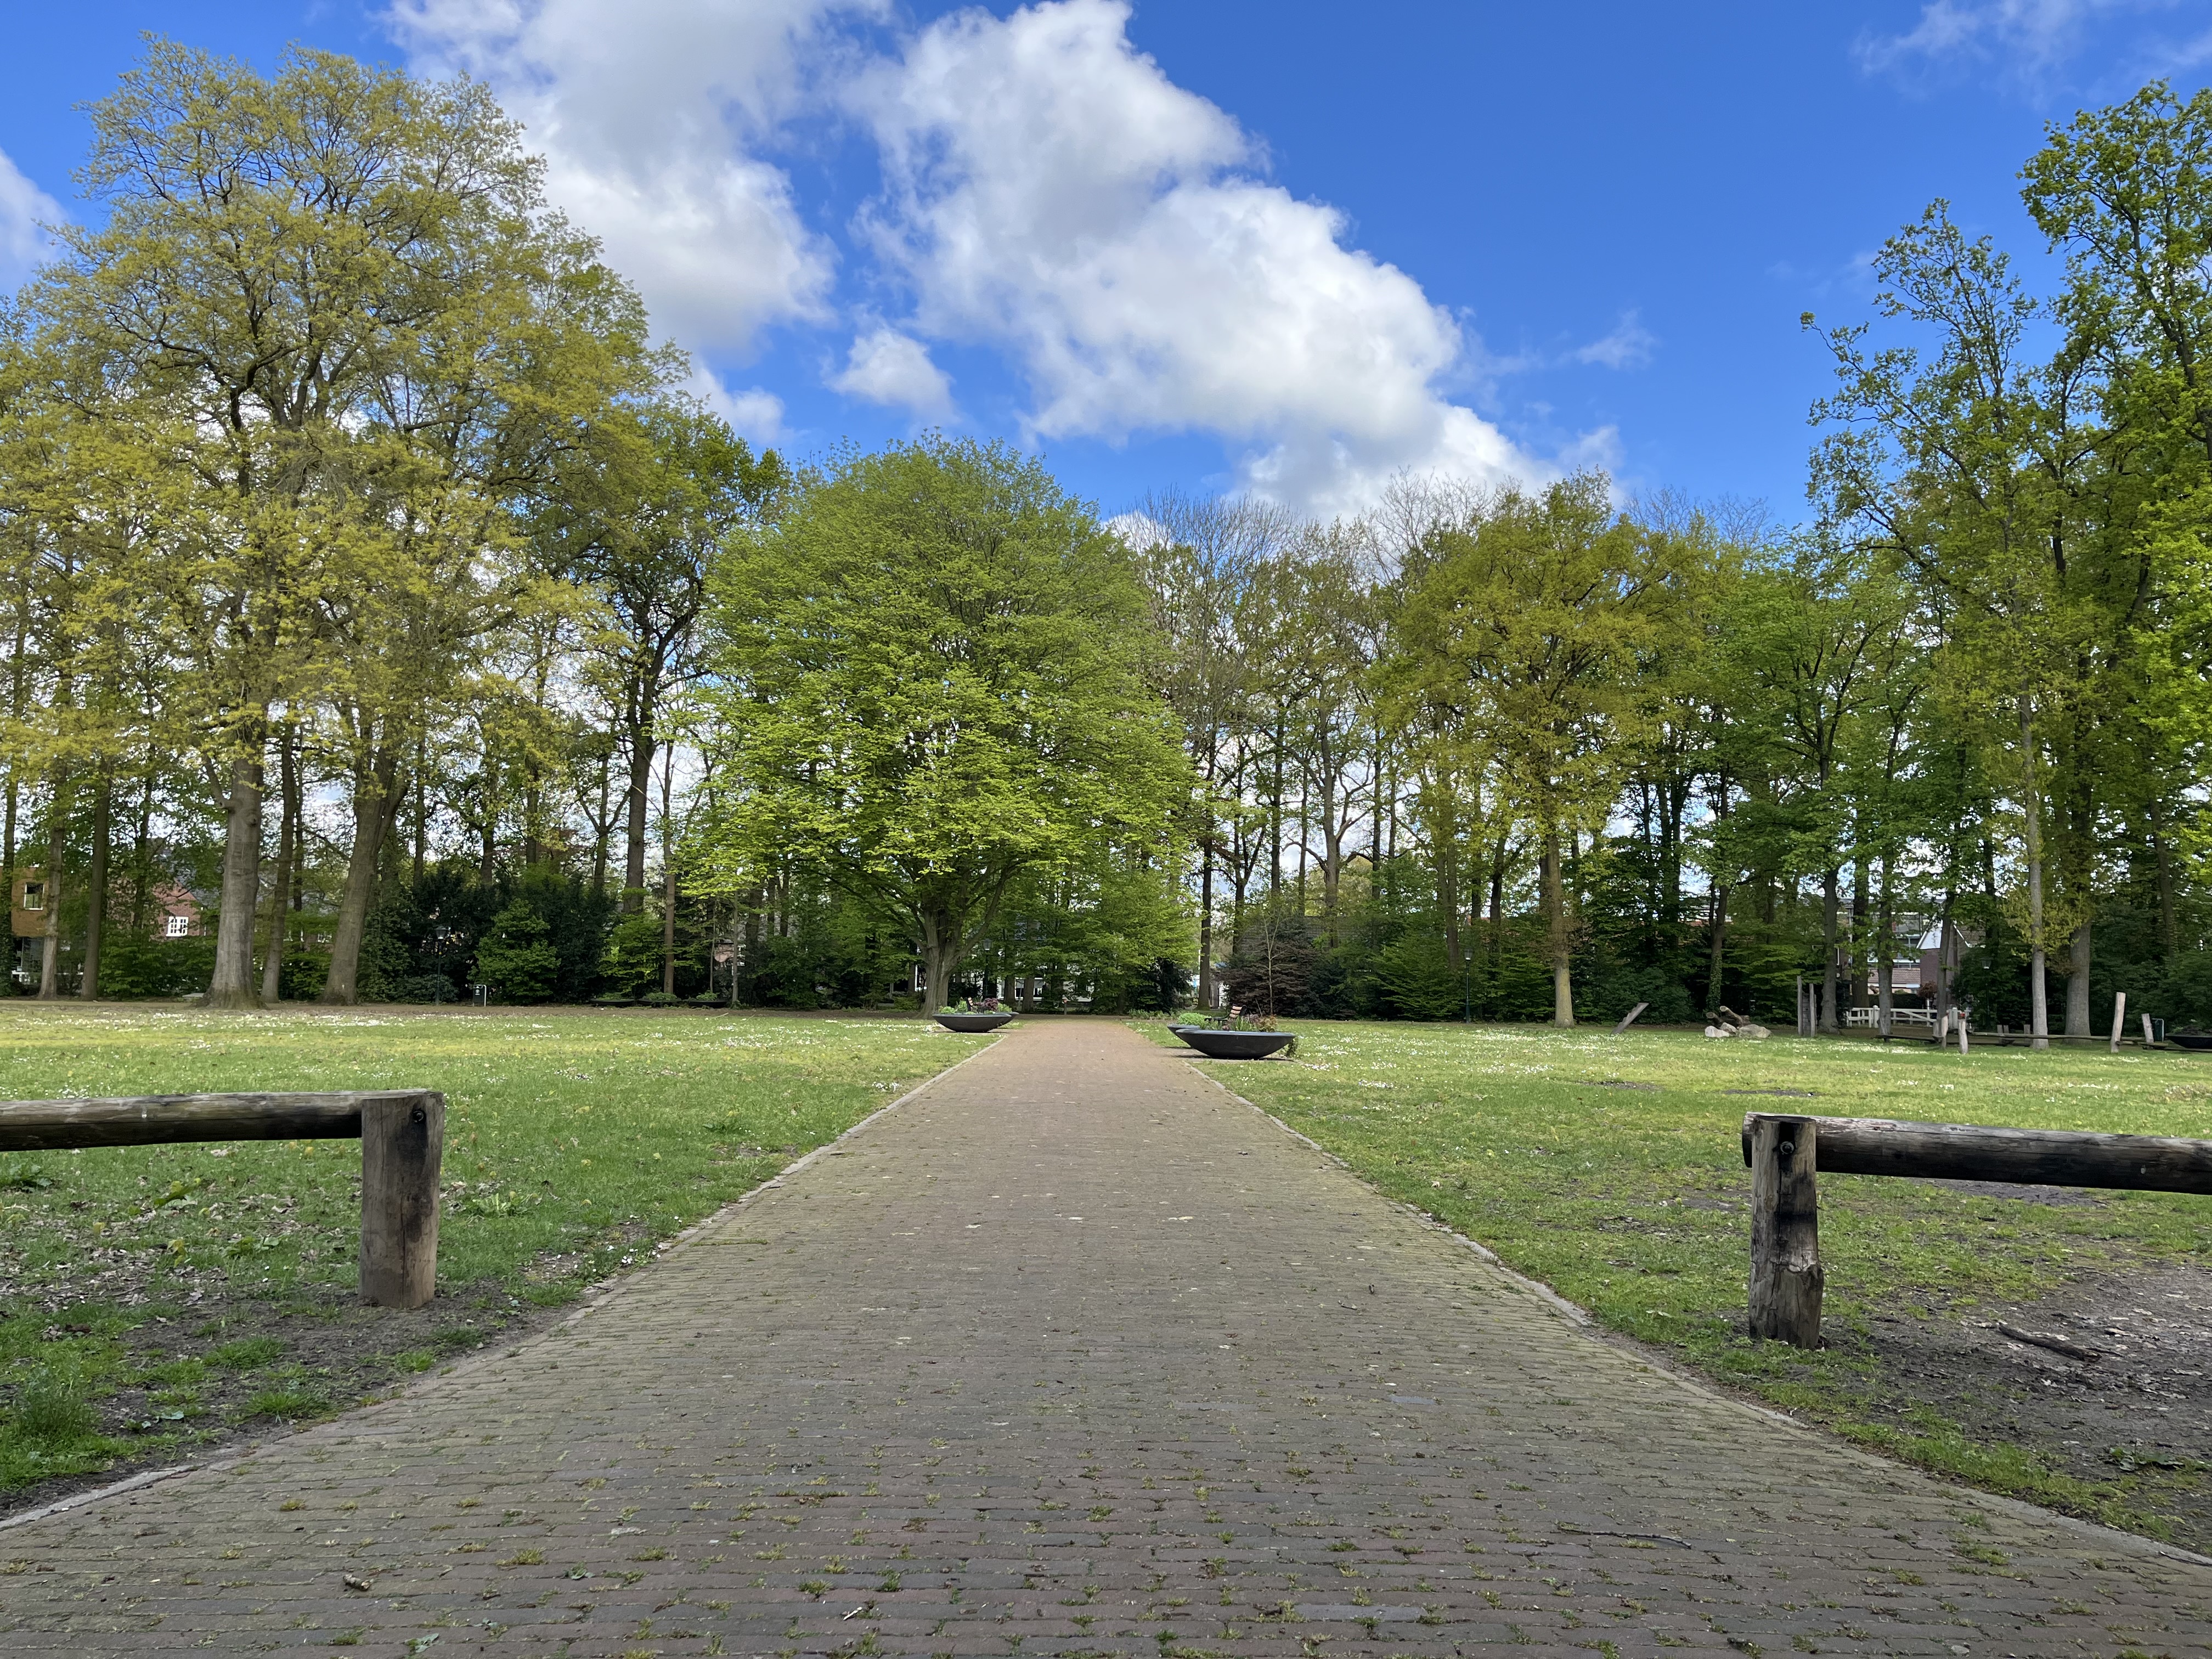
20,882,43,912
166,914,191,939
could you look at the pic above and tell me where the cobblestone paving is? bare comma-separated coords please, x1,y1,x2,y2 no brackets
2,1019,2207,1657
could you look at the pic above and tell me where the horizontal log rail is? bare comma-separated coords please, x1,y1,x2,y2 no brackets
1739,1112,2212,1350
0,1090,444,1309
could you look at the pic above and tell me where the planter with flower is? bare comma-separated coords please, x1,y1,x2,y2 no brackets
1171,1005,1297,1059
933,996,1015,1032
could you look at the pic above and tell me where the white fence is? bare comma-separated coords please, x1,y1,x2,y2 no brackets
1842,1005,1938,1029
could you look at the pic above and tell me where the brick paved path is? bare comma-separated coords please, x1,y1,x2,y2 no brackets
3,1020,2208,1656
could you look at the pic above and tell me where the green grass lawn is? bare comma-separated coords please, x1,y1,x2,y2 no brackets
1146,1018,2212,1544
0,1005,985,1494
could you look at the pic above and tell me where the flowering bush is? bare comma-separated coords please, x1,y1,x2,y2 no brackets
1197,1002,1277,1032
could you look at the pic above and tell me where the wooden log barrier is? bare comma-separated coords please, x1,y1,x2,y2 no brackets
1740,1111,2212,1348
1746,1115,1824,1346
0,1091,444,1309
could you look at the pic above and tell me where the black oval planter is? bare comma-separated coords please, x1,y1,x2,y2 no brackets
2170,1032,2212,1051
934,1011,1015,1032
1175,1026,1294,1059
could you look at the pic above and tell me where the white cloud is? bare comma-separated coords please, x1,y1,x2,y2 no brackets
0,148,63,286
1572,311,1656,371
1857,0,2171,80
681,363,786,444
388,0,875,351
849,0,1555,516
828,324,954,419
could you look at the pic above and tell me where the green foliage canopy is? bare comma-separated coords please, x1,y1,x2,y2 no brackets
699,437,1193,1008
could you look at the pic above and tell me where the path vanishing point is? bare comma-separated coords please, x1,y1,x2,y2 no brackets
2,1020,2207,1655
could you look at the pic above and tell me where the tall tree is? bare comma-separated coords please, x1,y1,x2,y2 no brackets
1130,491,1285,1007
1810,204,2130,1044
1393,476,1681,1024
702,438,1191,1010
547,399,785,913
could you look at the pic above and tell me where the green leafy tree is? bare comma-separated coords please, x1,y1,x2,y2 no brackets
540,398,788,913
26,42,659,1006
701,437,1192,1009
1391,476,1685,1024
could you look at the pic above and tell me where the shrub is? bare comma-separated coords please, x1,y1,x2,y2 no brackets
93,933,216,999
396,973,458,1004
475,901,560,1003
277,949,330,1001
600,910,665,998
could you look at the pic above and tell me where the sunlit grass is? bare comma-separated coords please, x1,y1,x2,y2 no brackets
0,1005,985,1488
1151,1018,2212,1538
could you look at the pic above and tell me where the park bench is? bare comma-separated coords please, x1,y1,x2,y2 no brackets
0,1091,444,1308
1741,1110,2212,1348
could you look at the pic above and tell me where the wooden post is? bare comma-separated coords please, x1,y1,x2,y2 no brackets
1612,1001,1649,1036
1957,1014,1969,1057
360,1092,444,1308
1748,1115,1822,1348
2143,1012,2158,1048
2111,991,2127,1054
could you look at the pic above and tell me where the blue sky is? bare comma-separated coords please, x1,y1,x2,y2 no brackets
5,1,2211,523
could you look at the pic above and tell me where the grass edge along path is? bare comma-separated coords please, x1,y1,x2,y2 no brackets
0,1006,992,1499
1139,1017,2212,1552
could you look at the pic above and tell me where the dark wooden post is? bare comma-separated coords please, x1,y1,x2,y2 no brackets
1748,1114,1822,1348
360,1092,444,1308
1611,1001,1649,1036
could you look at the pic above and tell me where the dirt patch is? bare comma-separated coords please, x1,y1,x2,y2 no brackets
0,1277,581,1524
1924,1177,2113,1207
1838,1262,2212,1554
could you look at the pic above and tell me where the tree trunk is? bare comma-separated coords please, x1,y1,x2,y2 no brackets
2065,921,2092,1037
623,710,656,912
1543,824,1573,1026
2,778,15,962
1437,803,1462,974
1197,839,1216,1009
1849,850,1869,1018
919,911,965,1012
412,735,427,888
78,769,110,1001
660,747,678,997
129,770,151,932
1706,884,1728,1012
1487,834,1506,978
662,866,678,995
1936,899,1957,1026
1820,865,1841,1033
1269,714,1284,893
2020,701,2049,1049
478,761,498,884
1877,853,1894,1038
206,733,266,1009
592,743,613,897
1661,777,1685,932
37,774,66,1000
261,733,297,1004
321,744,401,1006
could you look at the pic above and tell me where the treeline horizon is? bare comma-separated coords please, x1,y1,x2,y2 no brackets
4,44,2210,1037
